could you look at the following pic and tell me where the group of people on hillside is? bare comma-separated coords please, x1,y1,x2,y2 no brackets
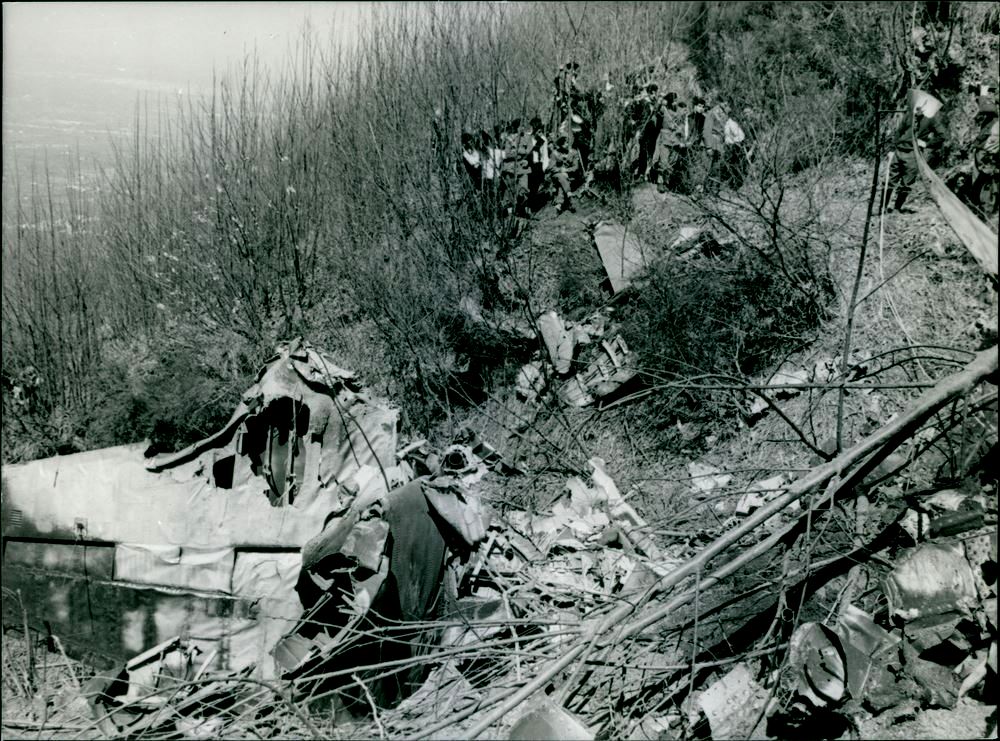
457,60,751,218
457,46,998,223
623,83,748,195
460,115,586,216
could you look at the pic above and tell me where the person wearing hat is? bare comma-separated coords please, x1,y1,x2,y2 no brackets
886,94,946,213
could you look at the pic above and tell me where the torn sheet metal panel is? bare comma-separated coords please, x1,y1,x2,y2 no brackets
593,221,651,294
231,551,302,600
424,484,491,547
275,479,454,710
4,386,397,550
293,479,451,631
508,698,596,740
300,466,390,573
1,339,397,672
114,545,236,594
884,543,980,621
836,604,900,664
560,335,637,407
787,623,848,707
695,662,771,740
5,539,115,580
786,606,900,712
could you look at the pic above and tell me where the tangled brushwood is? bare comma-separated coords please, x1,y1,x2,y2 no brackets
2,2,998,740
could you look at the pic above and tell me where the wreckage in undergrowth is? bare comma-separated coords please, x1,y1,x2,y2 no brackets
3,338,996,738
1,339,491,714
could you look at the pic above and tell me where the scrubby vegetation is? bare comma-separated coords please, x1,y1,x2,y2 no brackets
2,1,996,463
4,3,998,739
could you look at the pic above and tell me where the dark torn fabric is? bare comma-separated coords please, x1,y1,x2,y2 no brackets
299,480,447,624
384,481,448,621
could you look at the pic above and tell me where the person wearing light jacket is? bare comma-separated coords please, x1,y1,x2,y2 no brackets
886,95,946,213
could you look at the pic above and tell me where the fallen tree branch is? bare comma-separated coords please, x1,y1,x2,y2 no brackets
1,720,89,731
455,345,997,739
913,98,998,278
621,344,995,623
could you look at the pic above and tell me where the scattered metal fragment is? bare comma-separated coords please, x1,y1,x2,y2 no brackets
508,698,596,740
687,461,732,494
788,623,848,707
516,360,547,401
593,221,651,294
735,474,787,515
694,662,771,740
885,543,980,621
560,335,637,407
538,310,577,374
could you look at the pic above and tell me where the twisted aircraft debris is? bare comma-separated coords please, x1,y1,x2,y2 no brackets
1,339,493,720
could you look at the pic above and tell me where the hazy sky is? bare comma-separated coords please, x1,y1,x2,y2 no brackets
2,2,373,165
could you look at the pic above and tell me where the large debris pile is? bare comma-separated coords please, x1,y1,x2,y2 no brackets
2,341,997,740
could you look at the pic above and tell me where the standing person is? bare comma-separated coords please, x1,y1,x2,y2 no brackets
550,134,584,213
481,130,504,184
554,61,583,124
528,115,550,210
554,61,597,170
628,83,661,182
721,106,747,189
886,92,946,213
696,96,728,194
481,130,505,214
675,98,694,191
501,120,520,178
650,92,688,193
491,120,519,213
460,131,483,191
514,120,536,216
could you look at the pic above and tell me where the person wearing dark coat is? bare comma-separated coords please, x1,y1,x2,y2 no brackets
650,92,689,192
528,116,549,210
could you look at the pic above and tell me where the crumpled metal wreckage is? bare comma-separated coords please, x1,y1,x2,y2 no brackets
17,339,992,736
77,457,645,734
765,487,997,735
1,339,499,731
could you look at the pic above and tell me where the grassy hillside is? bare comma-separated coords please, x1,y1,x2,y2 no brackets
2,0,996,465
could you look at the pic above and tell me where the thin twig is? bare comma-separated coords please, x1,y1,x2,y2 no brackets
351,673,387,740
836,92,883,453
